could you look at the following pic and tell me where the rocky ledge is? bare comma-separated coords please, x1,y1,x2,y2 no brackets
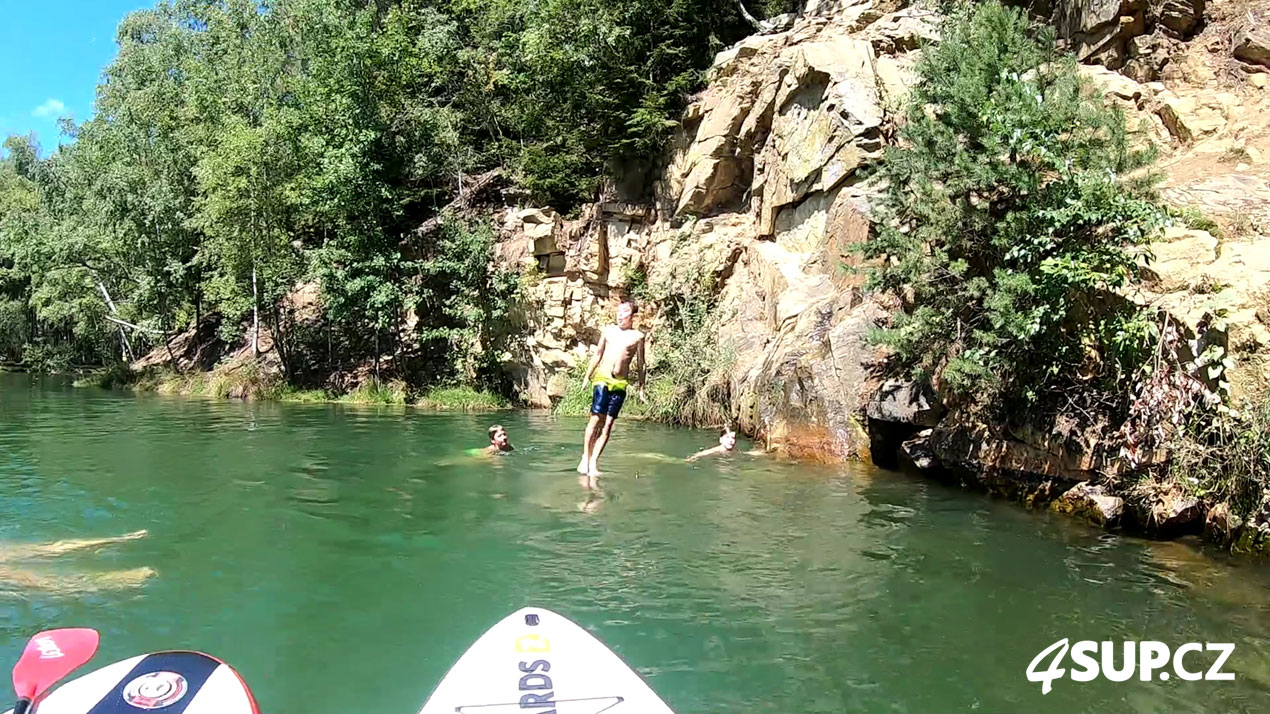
493,0,1270,555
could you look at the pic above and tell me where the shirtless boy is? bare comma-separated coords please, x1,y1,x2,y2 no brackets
687,428,738,461
577,301,646,477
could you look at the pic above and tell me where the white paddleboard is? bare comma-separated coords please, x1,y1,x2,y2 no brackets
419,607,675,714
5,651,258,714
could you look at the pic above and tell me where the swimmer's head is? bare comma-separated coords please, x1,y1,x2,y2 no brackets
719,428,737,451
489,424,510,449
617,301,637,329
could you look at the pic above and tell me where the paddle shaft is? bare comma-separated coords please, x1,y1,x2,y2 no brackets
12,697,31,714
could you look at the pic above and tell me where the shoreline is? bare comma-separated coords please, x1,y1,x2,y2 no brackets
11,364,1268,561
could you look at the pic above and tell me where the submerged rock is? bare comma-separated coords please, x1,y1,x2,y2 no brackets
1052,482,1125,527
1203,502,1243,547
1148,492,1205,535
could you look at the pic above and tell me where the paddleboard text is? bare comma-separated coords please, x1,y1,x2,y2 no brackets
518,658,555,711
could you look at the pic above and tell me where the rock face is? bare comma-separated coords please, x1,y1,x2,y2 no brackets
495,0,1270,531
495,8,913,459
867,379,943,426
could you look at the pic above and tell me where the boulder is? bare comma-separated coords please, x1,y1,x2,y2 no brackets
1052,0,1121,39
1138,227,1220,291
545,372,571,400
866,379,944,426
1088,30,1128,69
931,419,1087,504
1079,64,1151,103
900,428,937,471
1158,0,1205,39
1235,28,1270,69
1148,491,1205,534
864,8,939,55
1160,174,1270,229
1156,93,1227,143
675,91,758,216
1052,482,1125,527
875,53,918,107
1203,502,1243,546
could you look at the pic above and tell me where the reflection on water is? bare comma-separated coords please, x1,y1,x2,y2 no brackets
2,373,1270,713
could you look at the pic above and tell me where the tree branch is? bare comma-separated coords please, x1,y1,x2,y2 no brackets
737,0,763,30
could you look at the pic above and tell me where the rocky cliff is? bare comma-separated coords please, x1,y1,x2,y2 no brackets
494,0,1270,485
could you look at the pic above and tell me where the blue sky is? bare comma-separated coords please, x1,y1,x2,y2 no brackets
1,1,154,154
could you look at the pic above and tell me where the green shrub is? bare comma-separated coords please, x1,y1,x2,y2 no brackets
1172,206,1223,237
74,363,136,390
339,379,410,405
553,366,595,418
417,385,509,411
632,231,735,427
858,0,1164,413
1167,398,1270,519
21,342,73,373
278,388,333,403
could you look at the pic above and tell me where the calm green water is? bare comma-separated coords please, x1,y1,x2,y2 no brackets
2,373,1270,712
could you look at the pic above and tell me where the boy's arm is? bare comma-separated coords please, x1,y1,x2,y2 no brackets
636,335,647,399
686,446,720,462
582,333,606,384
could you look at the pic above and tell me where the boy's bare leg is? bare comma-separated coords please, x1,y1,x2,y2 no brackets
0,565,156,595
578,414,602,474
0,530,149,561
587,417,618,476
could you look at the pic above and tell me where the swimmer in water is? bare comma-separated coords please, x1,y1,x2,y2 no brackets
687,428,765,461
486,424,514,454
687,428,738,461
0,530,155,596
0,529,149,560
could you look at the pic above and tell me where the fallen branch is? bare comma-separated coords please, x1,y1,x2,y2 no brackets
92,273,134,362
104,315,165,335
413,168,505,240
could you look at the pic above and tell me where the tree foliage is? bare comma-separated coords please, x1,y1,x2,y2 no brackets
0,0,759,383
859,0,1164,414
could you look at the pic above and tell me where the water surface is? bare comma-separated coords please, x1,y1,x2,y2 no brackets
1,373,1268,712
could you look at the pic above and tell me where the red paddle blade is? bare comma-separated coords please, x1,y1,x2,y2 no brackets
12,628,100,700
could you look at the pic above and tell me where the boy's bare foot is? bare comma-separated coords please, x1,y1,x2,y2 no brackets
576,460,589,475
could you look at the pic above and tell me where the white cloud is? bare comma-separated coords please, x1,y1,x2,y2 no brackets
31,99,65,118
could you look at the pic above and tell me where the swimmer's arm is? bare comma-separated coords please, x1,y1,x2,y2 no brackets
583,332,606,384
686,447,717,462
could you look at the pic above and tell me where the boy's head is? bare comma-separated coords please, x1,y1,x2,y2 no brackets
489,424,509,448
719,428,737,451
616,301,637,329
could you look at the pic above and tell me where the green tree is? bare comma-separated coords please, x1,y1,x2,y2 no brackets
860,0,1163,414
